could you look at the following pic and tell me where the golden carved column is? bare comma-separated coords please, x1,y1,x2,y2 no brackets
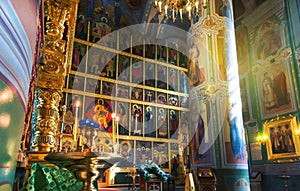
31,0,79,152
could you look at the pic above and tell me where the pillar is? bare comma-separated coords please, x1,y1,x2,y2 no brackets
31,0,79,152
188,0,250,190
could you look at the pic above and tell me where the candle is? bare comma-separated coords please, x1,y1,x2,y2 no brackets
61,105,66,134
116,116,120,151
158,1,162,13
154,0,158,6
112,113,116,152
195,1,199,12
164,5,168,16
73,101,80,142
180,9,183,20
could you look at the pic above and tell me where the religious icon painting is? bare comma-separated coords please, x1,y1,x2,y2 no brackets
157,108,168,138
144,62,155,87
168,47,177,65
116,102,129,135
132,35,144,56
102,81,115,96
168,94,178,107
169,110,179,140
136,141,152,165
179,52,188,68
157,93,167,105
180,96,189,108
146,44,155,59
157,65,167,89
72,42,86,72
84,97,114,132
90,16,112,44
86,78,100,94
255,62,296,119
104,55,116,79
157,45,166,61
179,71,189,93
131,104,143,136
118,140,134,166
131,87,143,101
239,78,251,122
66,94,83,122
116,84,130,99
153,142,169,168
118,55,130,82
87,48,104,76
68,74,84,91
179,112,189,143
75,16,87,40
170,143,179,151
144,106,156,138
168,68,178,91
144,90,155,103
119,29,131,52
132,58,143,84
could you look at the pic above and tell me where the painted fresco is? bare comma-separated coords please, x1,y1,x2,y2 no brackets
239,78,251,122
235,26,250,75
255,62,295,118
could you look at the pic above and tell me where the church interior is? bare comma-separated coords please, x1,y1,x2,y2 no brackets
1,0,300,190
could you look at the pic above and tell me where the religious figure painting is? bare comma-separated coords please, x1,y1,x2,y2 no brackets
132,58,143,84
189,100,213,165
168,68,178,91
72,43,86,72
88,49,109,76
102,81,114,96
169,110,179,139
239,78,251,122
144,62,155,87
136,141,152,165
168,47,177,65
256,63,295,118
179,52,188,68
117,140,134,166
84,97,113,132
153,142,169,168
264,115,300,162
144,106,156,137
157,108,168,138
118,55,130,81
117,102,129,135
86,78,100,94
131,104,143,136
256,28,282,60
68,74,84,91
220,98,248,168
116,84,130,99
188,40,206,87
157,65,167,89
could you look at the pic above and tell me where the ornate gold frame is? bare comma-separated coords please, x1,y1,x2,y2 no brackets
264,115,300,162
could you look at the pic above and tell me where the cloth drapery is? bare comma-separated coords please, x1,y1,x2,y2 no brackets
23,162,82,191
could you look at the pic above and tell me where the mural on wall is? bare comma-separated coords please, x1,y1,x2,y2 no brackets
189,99,214,166
239,78,251,122
188,38,206,87
221,101,248,167
255,62,295,118
235,26,250,75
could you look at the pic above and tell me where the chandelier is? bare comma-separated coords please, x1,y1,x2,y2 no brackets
154,0,208,22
